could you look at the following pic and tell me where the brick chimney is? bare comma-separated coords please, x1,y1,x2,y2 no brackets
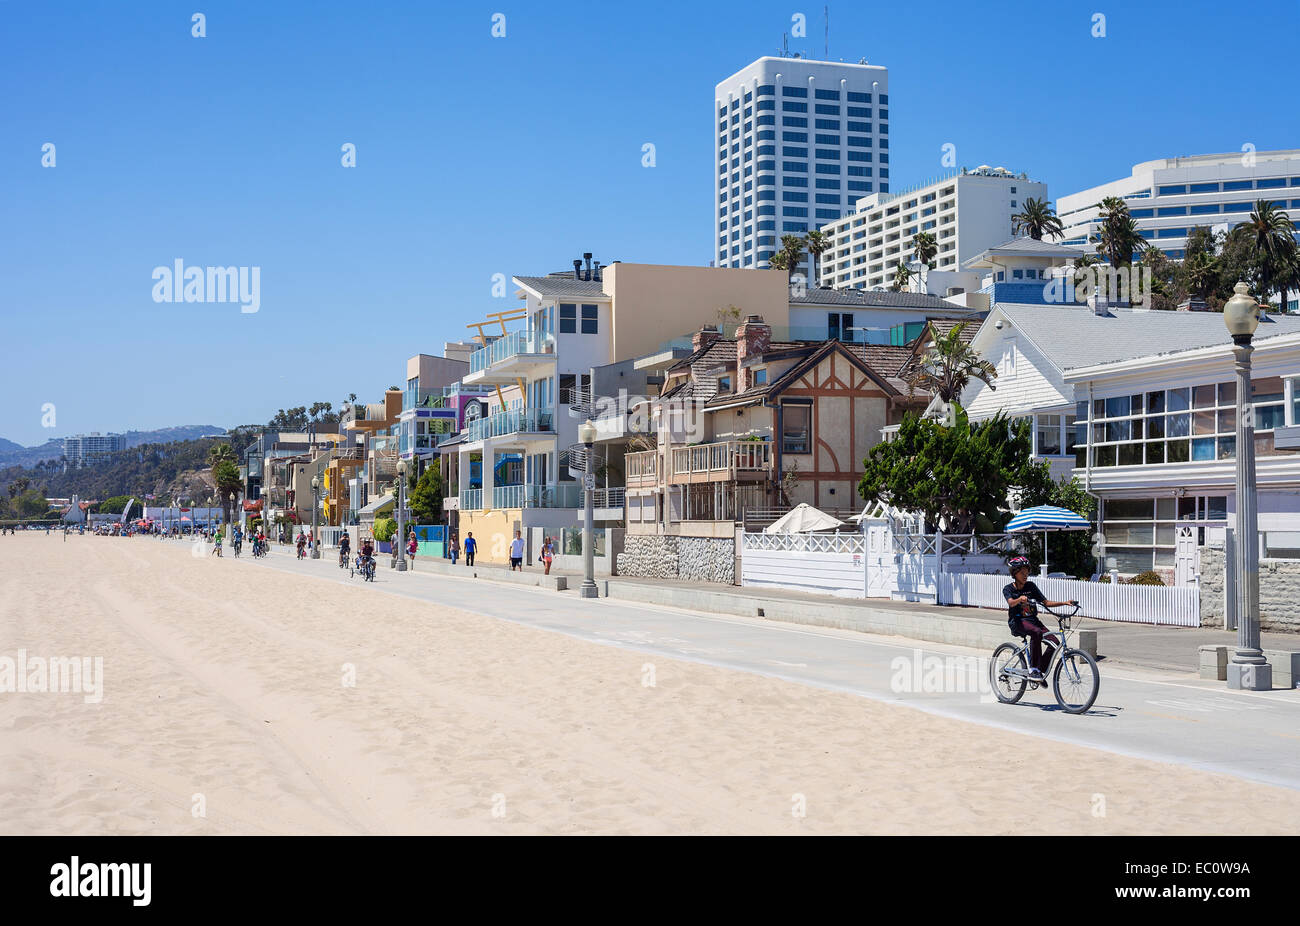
692,324,722,352
735,315,771,392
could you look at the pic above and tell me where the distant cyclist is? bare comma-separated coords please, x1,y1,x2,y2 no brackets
339,531,351,567
1004,555,1076,681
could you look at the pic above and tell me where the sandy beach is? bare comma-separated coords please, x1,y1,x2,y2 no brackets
2,531,1297,835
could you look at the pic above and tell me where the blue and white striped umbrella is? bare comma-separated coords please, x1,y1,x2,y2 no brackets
1006,505,1090,575
1006,505,1090,533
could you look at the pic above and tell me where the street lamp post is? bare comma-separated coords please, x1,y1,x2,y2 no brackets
1224,281,1271,691
310,475,321,559
395,459,408,572
578,420,598,598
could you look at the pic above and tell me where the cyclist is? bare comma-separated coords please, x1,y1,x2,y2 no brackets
338,531,351,567
1003,555,1076,682
359,536,375,578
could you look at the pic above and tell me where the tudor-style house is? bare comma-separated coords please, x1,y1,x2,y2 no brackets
624,315,929,536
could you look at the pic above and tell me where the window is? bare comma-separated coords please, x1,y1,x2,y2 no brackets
782,404,811,453
718,375,732,393
828,312,853,340
1036,415,1062,456
580,304,598,334
782,86,807,97
1158,184,1186,195
754,368,768,386
559,303,576,334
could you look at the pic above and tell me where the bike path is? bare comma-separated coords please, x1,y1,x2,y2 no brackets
236,545,1300,792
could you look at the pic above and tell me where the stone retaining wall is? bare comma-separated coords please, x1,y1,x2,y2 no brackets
1200,546,1300,632
617,535,735,585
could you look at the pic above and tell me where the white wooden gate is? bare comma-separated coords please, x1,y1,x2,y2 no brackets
865,523,897,598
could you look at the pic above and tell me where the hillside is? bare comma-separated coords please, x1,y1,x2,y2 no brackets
0,425,226,469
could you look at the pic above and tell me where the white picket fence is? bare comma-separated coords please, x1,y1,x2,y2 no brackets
936,572,1200,627
741,531,1201,626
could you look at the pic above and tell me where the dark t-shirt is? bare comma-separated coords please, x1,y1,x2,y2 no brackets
1003,580,1046,623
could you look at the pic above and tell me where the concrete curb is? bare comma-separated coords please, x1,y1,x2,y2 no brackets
606,580,1099,657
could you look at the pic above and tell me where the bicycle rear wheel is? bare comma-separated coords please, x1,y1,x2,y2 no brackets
990,643,1028,704
1053,649,1099,714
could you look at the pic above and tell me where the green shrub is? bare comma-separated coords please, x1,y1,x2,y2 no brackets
1128,570,1166,586
373,517,397,542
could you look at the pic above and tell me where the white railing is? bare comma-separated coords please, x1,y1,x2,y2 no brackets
669,440,771,479
936,573,1200,627
742,532,864,553
594,487,625,509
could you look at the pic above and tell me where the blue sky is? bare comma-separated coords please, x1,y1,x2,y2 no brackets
2,0,1297,446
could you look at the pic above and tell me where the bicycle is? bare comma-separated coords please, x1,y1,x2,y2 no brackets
354,554,375,582
338,547,351,569
989,603,1099,714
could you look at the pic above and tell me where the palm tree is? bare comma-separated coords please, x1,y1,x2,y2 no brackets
1237,200,1299,310
804,230,829,288
1276,245,1300,313
892,262,912,292
778,234,807,284
912,231,938,270
1094,197,1145,266
207,442,236,467
768,251,790,274
1011,197,1064,240
905,322,997,403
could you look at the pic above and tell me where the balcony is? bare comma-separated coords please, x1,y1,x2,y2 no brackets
464,329,557,384
626,449,659,488
668,440,772,484
459,483,583,511
466,407,555,444
341,402,390,431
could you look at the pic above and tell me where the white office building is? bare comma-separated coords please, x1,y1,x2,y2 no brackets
63,432,127,466
1057,149,1300,267
817,166,1047,291
714,56,889,277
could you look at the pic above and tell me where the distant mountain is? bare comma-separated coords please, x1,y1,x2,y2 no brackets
0,425,226,468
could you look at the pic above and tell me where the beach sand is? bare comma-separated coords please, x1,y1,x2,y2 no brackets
1,532,1296,835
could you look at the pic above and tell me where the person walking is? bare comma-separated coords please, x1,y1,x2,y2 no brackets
540,536,554,575
406,533,418,570
509,530,525,572
463,531,476,567
449,531,459,565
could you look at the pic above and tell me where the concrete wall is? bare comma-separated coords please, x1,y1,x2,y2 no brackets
1200,546,1300,632
617,534,736,585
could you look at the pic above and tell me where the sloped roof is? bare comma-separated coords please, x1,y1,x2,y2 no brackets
792,287,957,309
512,275,608,299
991,303,1300,371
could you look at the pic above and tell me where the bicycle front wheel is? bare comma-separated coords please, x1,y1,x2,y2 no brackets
1053,649,1099,714
990,643,1028,704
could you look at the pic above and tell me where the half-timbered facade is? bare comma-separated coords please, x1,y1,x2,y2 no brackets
625,316,929,536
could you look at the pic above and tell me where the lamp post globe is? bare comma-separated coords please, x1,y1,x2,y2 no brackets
310,475,321,559
1224,281,1270,690
578,419,598,598
396,459,408,572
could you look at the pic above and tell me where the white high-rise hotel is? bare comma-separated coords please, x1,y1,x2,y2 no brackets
714,56,889,274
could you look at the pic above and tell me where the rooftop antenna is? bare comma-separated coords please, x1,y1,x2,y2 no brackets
825,5,829,59
782,32,788,56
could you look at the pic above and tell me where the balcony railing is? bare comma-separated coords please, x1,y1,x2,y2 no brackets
466,408,555,443
459,483,584,511
470,329,557,373
667,440,772,482
594,486,625,509
626,449,659,487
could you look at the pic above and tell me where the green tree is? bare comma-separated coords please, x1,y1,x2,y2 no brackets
905,322,996,403
99,495,132,514
409,459,445,524
1237,199,1299,311
912,231,938,270
1011,197,1064,241
891,261,912,292
777,234,807,284
373,517,397,542
1093,196,1145,274
804,229,830,287
14,489,49,519
1017,476,1099,579
207,442,236,467
858,408,1048,534
212,460,242,525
